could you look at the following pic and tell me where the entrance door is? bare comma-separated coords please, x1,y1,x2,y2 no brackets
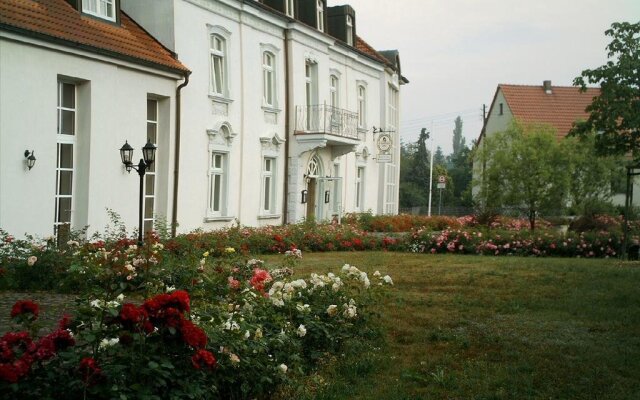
306,178,317,220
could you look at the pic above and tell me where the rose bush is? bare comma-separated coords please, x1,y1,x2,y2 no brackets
0,243,393,399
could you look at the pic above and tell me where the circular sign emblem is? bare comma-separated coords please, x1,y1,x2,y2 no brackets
438,175,446,183
377,134,392,151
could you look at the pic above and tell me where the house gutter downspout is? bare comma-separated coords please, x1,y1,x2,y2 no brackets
171,72,191,238
282,28,291,225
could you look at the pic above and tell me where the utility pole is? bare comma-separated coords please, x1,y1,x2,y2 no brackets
427,123,434,216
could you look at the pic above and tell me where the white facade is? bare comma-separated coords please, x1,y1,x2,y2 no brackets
0,0,405,238
0,30,182,238
123,0,405,232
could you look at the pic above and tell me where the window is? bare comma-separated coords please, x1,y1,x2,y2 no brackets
346,15,354,46
144,99,158,234
305,61,318,130
499,103,504,115
55,81,76,234
285,0,295,17
208,152,227,215
263,52,275,107
316,0,324,31
82,0,115,21
262,158,276,213
357,85,367,129
385,164,397,214
210,34,226,96
330,75,339,108
356,167,365,211
388,86,398,130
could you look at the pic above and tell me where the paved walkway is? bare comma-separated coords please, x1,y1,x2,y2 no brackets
0,291,76,335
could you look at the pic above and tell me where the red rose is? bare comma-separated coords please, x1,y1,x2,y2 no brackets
119,303,148,330
79,357,102,386
180,320,207,349
10,300,39,320
191,349,216,370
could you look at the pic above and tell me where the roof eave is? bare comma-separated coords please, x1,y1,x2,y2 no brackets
0,23,190,76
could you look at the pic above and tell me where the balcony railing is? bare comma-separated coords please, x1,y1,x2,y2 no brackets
295,104,360,140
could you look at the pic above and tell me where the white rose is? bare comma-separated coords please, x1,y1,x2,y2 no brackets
297,324,307,337
278,364,288,374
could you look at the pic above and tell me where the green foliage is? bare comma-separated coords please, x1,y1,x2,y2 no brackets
474,122,570,229
563,134,622,216
452,116,466,156
571,21,640,160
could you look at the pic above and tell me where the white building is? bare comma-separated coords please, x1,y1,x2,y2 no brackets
0,0,189,238
0,0,406,239
123,0,407,233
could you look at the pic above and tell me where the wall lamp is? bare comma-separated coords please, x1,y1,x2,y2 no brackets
24,150,36,170
301,190,308,204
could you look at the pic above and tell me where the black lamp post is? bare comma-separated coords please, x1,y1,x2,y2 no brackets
119,140,157,245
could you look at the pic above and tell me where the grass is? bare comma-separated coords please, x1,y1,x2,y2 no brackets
267,252,640,399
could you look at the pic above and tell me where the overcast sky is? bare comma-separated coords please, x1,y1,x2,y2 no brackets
339,0,640,155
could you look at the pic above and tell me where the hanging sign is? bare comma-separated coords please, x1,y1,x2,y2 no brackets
376,133,393,163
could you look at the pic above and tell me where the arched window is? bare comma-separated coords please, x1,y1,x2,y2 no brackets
357,85,367,129
263,52,275,107
330,75,339,109
210,34,226,96
306,155,323,177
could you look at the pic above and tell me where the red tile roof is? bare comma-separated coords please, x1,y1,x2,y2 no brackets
0,0,189,74
500,84,600,138
355,36,391,66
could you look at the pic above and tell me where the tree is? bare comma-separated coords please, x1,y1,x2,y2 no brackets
399,131,431,208
474,122,570,230
563,134,623,216
452,116,466,156
571,21,640,160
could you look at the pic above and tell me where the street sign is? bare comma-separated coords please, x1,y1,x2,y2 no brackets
437,182,446,189
438,175,446,183
377,153,392,163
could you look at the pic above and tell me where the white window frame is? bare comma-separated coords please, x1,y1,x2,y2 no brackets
346,15,354,46
207,26,232,101
357,84,367,129
143,99,158,234
208,151,228,217
261,157,277,214
210,34,226,97
330,75,339,109
285,0,295,17
356,166,365,211
388,85,399,130
385,163,397,214
316,0,325,31
55,81,77,235
82,0,116,22
262,51,276,107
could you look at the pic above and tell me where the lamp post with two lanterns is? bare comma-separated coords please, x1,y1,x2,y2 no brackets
119,140,157,245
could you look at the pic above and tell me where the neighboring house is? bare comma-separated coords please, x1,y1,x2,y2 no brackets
477,81,600,144
472,80,609,198
0,0,189,238
122,0,407,231
0,0,406,239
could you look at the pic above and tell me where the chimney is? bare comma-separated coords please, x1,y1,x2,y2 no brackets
543,80,552,94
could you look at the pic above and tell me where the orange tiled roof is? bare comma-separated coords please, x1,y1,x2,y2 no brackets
500,84,600,138
355,35,391,66
0,0,189,73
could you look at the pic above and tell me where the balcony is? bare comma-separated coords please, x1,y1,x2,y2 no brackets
295,104,361,140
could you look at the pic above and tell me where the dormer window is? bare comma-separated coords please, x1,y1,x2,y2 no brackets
316,0,325,32
82,0,115,22
285,0,295,17
346,15,353,46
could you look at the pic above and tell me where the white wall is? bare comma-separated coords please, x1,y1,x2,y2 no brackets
0,35,179,238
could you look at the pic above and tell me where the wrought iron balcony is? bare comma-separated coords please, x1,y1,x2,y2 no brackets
295,104,360,140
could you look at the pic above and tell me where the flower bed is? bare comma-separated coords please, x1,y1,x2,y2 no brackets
0,241,393,399
408,228,620,258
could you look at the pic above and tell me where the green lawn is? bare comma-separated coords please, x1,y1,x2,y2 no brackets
267,252,640,400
